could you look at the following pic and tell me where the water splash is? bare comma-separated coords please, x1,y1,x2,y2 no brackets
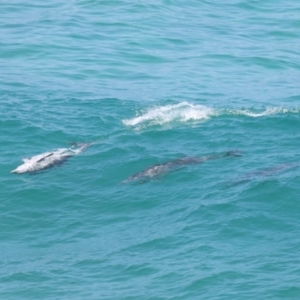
122,102,215,130
222,107,300,118
122,102,300,130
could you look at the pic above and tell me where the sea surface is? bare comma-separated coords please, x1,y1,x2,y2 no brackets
1,0,300,299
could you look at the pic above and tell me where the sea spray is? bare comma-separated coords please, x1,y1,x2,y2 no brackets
122,102,215,130
123,102,300,130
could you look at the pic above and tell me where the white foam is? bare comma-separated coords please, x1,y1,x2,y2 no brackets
223,107,299,117
122,102,300,130
122,102,214,129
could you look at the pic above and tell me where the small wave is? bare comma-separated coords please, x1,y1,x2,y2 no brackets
122,102,300,130
122,102,215,129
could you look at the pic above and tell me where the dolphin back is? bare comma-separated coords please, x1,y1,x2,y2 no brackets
226,150,242,157
11,142,92,174
122,150,242,183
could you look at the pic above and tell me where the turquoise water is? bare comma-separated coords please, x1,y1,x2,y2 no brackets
1,1,300,299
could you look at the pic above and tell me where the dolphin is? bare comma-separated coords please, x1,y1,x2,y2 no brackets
231,162,299,185
11,142,91,174
122,150,242,183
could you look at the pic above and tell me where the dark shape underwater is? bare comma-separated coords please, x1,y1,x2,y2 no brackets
231,162,300,185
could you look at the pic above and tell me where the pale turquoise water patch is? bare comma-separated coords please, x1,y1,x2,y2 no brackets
1,0,300,299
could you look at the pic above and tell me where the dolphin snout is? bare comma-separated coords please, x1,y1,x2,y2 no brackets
11,166,26,174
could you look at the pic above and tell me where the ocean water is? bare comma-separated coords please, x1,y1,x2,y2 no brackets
1,0,300,299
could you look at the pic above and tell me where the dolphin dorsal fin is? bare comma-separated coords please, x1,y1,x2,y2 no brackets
22,158,31,163
36,152,54,163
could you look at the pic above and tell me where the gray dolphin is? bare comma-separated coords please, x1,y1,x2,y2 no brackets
231,162,299,185
122,150,242,183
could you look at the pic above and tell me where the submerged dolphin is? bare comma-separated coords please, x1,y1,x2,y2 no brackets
231,162,299,185
11,142,91,174
122,150,242,183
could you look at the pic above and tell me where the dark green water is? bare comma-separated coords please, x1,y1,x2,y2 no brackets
1,1,300,299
